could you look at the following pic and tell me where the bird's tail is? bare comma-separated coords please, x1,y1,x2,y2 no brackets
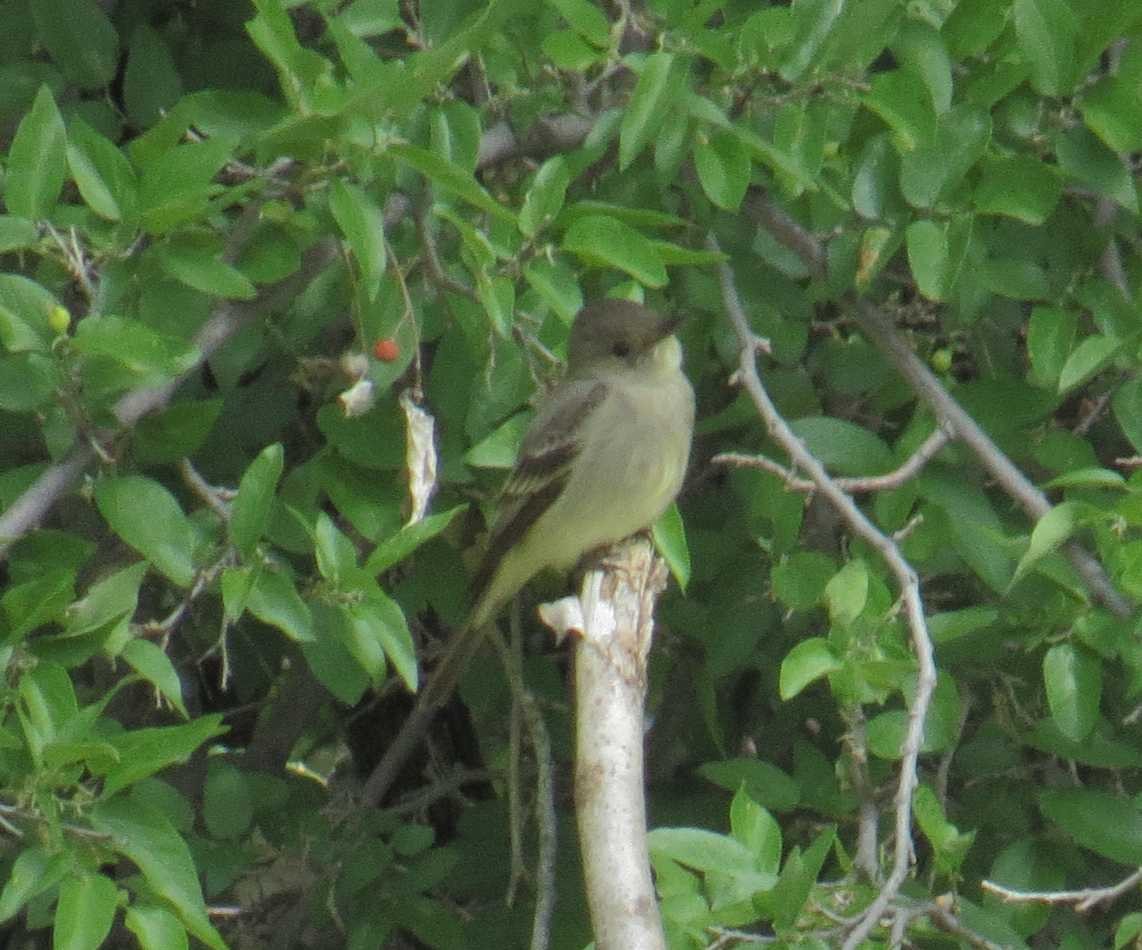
360,617,493,806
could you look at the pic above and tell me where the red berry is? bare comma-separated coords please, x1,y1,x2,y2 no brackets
373,338,400,362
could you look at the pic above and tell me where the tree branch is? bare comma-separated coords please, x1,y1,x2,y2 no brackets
542,537,668,950
743,188,1133,619
982,868,1142,913
715,427,950,494
709,236,937,950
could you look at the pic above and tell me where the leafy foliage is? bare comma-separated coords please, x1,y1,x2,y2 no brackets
1,0,1141,947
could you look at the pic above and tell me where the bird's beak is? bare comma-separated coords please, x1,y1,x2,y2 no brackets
658,314,684,339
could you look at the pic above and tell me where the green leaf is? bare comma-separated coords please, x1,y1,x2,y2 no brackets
928,606,1000,644
94,477,197,588
1013,0,1077,95
913,785,975,875
1026,306,1077,388
1082,75,1142,153
906,220,947,302
562,215,667,287
779,637,843,700
652,503,690,593
3,570,74,643
1114,377,1142,454
100,716,226,796
0,216,39,253
247,567,314,642
329,179,387,300
759,827,835,931
89,798,225,950
355,591,417,690
523,258,583,322
852,134,900,220
230,443,285,558
54,872,119,950
542,30,603,70
71,316,200,382
693,130,751,211
301,603,370,704
31,0,118,89
974,155,1061,225
65,562,147,637
156,238,257,301
123,23,182,128
900,105,991,208
0,352,57,412
546,0,611,47
698,758,800,812
1038,789,1142,866
134,399,224,465
429,101,482,172
771,551,837,611
862,69,936,151
648,828,758,873
518,156,572,238
895,21,952,114
124,904,188,950
0,848,74,923
780,0,843,81
1043,642,1101,742
6,85,67,220
729,787,782,874
0,275,59,353
788,417,893,474
389,143,515,224
122,639,188,718
138,139,234,234
66,120,138,223
1057,334,1122,394
314,512,358,587
824,560,868,626
203,761,252,839
1012,501,1088,586
1043,467,1125,490
365,505,469,575
620,52,679,169
1056,125,1138,214
477,273,515,338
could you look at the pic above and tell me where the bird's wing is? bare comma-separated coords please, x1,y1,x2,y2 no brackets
469,378,608,606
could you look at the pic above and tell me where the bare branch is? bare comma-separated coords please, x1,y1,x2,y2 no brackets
982,869,1142,913
715,427,950,494
0,239,340,561
554,537,668,950
744,188,1133,620
708,236,937,950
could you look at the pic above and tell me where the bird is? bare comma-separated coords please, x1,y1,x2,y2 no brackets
362,298,695,805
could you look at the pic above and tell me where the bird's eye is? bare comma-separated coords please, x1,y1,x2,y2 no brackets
611,341,631,358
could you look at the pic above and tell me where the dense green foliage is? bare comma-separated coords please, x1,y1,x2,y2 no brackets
2,0,1142,947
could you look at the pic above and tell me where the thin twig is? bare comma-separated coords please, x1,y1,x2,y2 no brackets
179,458,235,519
382,768,496,816
715,428,950,494
841,705,880,882
742,188,1132,620
0,239,340,561
490,612,559,950
981,869,1142,913
708,236,938,950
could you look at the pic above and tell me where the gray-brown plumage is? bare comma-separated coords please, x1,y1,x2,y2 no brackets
362,299,695,805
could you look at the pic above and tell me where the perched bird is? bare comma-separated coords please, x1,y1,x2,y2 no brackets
363,299,695,804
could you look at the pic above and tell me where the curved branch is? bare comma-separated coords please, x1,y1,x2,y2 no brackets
0,239,338,560
744,188,1132,619
709,236,937,950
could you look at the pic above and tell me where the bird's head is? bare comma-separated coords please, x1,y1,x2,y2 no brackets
566,299,683,375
